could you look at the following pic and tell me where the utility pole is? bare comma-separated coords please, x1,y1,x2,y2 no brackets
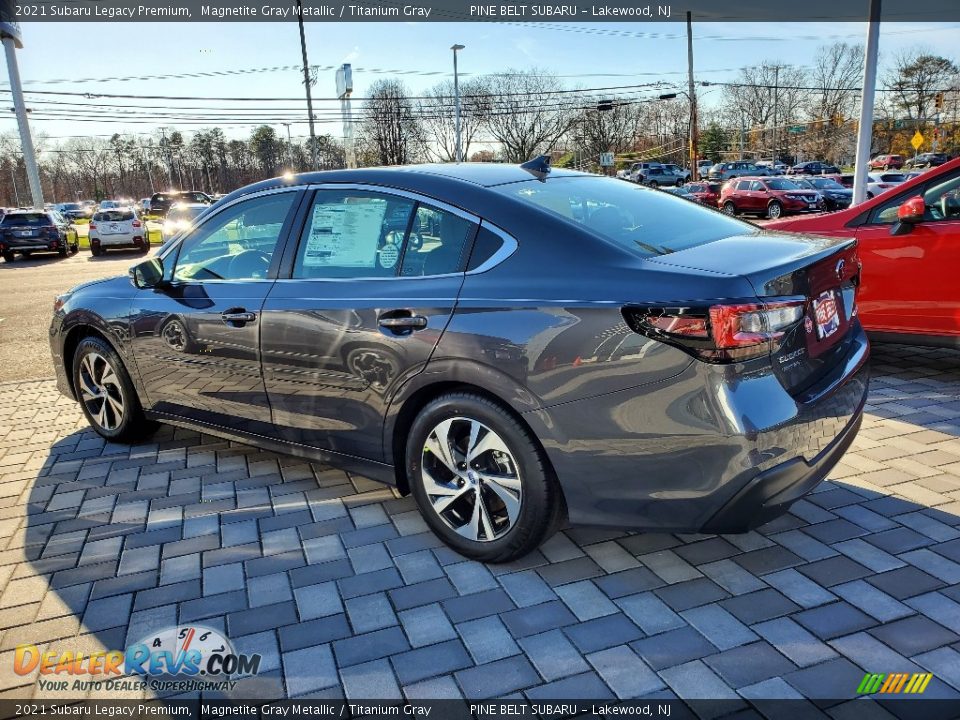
281,123,294,170
9,162,19,206
297,0,318,170
451,44,465,163
1,22,43,208
740,115,746,160
686,12,698,181
772,65,779,163
853,0,881,206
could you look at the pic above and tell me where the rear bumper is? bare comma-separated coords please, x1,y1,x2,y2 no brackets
92,234,144,248
524,322,870,532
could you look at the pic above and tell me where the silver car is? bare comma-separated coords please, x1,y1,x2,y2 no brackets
709,161,772,181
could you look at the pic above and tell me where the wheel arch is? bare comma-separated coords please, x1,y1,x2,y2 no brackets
61,317,140,402
385,374,559,504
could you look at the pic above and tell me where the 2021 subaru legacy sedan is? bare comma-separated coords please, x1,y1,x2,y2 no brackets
50,160,869,562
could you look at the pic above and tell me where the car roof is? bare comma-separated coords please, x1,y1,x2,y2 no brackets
218,163,585,206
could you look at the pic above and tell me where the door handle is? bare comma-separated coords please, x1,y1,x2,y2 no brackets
378,313,428,331
221,310,257,325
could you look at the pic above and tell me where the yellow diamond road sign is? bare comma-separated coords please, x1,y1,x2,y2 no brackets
911,131,924,150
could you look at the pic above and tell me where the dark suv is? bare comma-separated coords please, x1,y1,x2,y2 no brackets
148,190,213,217
0,210,79,261
789,161,840,176
906,152,948,169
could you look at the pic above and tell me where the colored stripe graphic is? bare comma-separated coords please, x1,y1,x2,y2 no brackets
858,672,932,694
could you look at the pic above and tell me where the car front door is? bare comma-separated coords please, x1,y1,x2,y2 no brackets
854,166,960,338
260,187,478,462
128,189,302,433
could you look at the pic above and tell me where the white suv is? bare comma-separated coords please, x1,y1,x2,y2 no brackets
89,207,148,256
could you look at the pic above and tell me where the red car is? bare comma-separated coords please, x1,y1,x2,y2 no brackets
766,157,960,346
719,176,823,219
683,181,721,207
869,154,904,171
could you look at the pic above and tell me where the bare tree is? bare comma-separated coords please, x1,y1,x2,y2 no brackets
418,77,493,162
885,49,959,128
803,43,864,162
357,79,426,166
571,99,642,166
485,68,577,163
721,62,808,158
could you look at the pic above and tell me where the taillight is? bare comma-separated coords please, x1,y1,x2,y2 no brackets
623,299,806,363
132,220,142,228
89,222,97,229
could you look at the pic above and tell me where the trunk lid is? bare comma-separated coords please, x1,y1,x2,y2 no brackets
648,231,861,395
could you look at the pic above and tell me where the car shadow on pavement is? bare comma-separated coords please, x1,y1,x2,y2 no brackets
6,342,960,705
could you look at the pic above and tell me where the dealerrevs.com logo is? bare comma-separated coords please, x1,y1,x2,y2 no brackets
15,626,261,693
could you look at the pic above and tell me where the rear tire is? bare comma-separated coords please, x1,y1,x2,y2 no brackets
2,251,14,263
71,243,79,254
722,201,737,215
767,201,784,219
91,246,102,257
406,392,561,563
58,247,67,257
72,336,158,443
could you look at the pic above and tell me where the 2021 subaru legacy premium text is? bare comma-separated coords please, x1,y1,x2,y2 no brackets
50,161,869,562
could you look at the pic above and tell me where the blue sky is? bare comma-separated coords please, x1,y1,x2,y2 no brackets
1,20,958,143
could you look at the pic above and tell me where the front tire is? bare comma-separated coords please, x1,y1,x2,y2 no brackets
406,393,561,563
72,336,157,443
722,201,737,215
767,201,784,219
648,180,659,189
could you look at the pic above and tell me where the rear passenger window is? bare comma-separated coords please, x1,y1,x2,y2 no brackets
399,205,476,277
293,191,416,279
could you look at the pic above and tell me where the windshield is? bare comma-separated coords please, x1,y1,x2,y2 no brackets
60,203,81,211
494,176,752,258
766,179,800,190
167,206,205,222
1,213,49,225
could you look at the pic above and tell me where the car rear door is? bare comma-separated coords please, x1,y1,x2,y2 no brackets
853,167,960,338
128,188,303,432
260,186,478,462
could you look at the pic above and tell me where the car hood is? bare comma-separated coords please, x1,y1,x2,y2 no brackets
67,275,131,297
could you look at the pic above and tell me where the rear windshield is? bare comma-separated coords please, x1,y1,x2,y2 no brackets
1,213,49,225
879,173,906,183
494,176,751,257
95,210,135,222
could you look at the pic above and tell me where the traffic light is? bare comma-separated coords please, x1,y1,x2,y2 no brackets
935,92,945,112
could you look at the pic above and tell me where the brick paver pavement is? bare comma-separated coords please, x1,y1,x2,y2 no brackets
0,344,958,708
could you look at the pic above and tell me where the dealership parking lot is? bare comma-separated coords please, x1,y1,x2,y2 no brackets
0,304,958,704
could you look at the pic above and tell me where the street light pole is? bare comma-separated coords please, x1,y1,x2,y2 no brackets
1,24,43,208
686,12,698,182
297,0,318,170
451,44,465,163
853,0,881,206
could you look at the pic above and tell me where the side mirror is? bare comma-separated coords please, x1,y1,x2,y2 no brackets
897,195,926,224
129,257,164,289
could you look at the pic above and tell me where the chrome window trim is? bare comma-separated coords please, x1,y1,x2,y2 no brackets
471,221,518,274
306,182,480,225
158,182,519,284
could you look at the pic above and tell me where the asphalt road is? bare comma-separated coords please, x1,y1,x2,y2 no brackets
0,247,155,383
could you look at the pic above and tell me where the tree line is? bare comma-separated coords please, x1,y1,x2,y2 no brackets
0,44,956,206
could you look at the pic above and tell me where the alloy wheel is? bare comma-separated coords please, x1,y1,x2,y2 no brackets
421,417,522,542
78,352,125,431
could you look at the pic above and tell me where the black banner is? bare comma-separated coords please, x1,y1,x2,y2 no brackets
2,0,960,23
3,699,960,720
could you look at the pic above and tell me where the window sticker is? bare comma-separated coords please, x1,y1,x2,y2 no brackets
302,201,387,268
